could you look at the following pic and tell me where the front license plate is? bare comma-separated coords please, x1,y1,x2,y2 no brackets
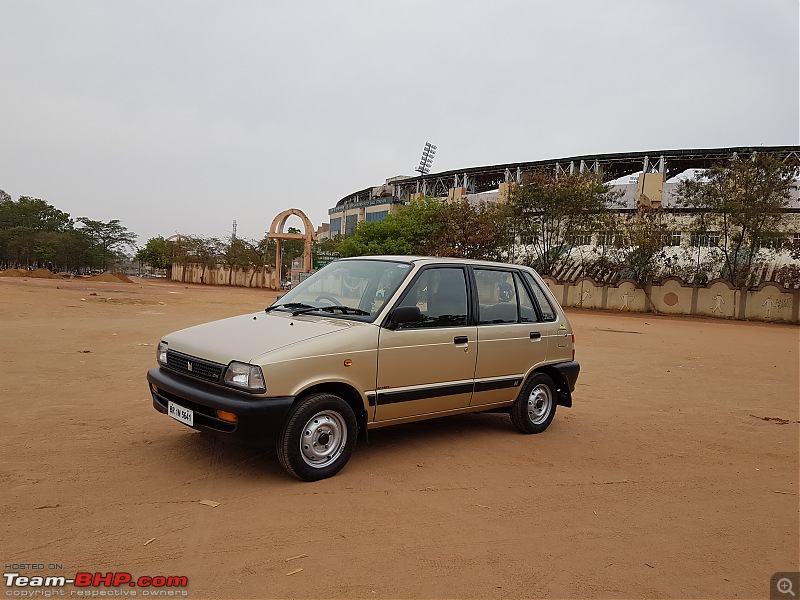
168,401,194,427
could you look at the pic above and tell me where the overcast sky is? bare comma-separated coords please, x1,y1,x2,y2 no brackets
1,0,798,245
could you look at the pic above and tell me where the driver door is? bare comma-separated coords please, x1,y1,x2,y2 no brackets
374,266,477,422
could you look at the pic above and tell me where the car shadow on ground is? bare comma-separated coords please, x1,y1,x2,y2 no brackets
153,411,519,482
363,410,515,449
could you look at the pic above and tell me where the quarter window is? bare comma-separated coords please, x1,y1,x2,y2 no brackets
523,272,556,321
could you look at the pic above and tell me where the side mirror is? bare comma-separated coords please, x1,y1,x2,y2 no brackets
391,306,422,326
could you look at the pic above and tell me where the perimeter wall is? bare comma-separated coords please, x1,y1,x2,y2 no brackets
172,263,274,288
543,276,799,324
171,262,798,323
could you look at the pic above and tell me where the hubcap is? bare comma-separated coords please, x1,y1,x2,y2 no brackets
527,384,552,425
300,410,347,468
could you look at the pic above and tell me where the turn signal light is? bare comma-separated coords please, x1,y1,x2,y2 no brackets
216,410,238,423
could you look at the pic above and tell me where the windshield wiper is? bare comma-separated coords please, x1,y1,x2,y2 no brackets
264,302,315,314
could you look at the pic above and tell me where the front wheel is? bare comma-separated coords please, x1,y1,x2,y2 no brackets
277,393,357,481
510,373,557,434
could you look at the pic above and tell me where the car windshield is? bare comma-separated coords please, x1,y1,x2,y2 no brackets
268,259,413,321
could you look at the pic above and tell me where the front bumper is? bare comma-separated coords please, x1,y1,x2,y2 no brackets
147,367,294,447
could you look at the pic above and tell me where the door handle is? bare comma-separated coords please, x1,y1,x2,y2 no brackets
530,332,542,340
453,336,469,345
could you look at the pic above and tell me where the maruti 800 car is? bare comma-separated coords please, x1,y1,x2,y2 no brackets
147,256,579,481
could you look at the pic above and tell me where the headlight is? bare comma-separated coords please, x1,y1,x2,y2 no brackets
223,362,266,393
157,341,168,365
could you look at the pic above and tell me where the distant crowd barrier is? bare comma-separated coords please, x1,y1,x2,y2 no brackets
543,276,799,324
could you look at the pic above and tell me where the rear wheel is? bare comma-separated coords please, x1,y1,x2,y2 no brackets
277,393,357,481
510,373,557,434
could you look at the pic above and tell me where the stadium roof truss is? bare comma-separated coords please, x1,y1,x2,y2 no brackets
333,146,800,207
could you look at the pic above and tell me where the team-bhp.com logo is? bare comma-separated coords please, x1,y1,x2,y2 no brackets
4,571,189,597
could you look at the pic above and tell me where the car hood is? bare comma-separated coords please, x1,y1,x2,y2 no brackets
162,311,363,365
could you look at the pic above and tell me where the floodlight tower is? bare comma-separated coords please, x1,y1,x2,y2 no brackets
415,142,437,175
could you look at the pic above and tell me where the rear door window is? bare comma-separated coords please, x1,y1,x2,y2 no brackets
474,269,519,324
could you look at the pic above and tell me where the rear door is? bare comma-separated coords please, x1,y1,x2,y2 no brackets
375,266,477,422
521,271,567,361
471,268,548,406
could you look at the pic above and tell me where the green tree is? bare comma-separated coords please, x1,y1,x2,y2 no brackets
76,218,137,271
509,171,621,275
676,152,798,286
334,197,444,257
425,200,512,260
187,236,223,284
221,237,264,284
617,206,673,284
135,236,172,271
0,195,80,269
0,196,72,232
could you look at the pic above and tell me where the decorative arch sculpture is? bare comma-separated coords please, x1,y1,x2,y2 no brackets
267,208,317,289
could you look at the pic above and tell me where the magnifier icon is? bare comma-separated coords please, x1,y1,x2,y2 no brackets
778,578,796,597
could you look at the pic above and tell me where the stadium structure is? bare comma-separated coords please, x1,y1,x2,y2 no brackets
327,146,800,239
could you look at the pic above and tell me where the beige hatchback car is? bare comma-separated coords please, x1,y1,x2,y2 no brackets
147,256,579,481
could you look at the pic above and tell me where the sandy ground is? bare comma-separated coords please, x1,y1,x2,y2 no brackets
1,276,798,600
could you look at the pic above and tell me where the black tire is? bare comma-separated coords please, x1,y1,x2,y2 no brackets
510,373,557,434
277,393,357,481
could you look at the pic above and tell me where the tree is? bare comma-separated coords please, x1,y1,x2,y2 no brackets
135,237,172,271
676,153,798,286
425,200,512,260
221,237,262,285
334,197,444,257
508,171,621,275
617,206,674,284
0,195,83,269
75,218,137,271
0,196,72,232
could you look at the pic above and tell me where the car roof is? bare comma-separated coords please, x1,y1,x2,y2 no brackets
337,255,535,270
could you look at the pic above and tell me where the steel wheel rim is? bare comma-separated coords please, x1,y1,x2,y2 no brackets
300,410,347,468
527,384,552,425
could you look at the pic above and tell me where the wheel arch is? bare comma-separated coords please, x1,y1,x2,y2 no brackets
294,382,368,437
530,364,573,408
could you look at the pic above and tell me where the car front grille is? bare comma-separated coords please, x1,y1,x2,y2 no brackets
165,350,225,383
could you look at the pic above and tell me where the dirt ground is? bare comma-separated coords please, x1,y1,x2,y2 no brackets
1,276,798,599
